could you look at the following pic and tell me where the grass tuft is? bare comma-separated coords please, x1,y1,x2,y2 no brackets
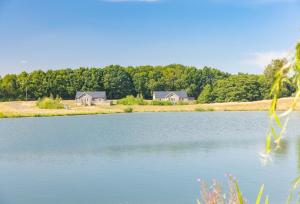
124,107,133,113
151,101,173,106
176,101,190,105
195,107,214,112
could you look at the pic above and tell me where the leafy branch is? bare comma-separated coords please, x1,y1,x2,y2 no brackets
264,42,300,203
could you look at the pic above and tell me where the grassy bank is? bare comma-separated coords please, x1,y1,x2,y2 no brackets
0,97,299,119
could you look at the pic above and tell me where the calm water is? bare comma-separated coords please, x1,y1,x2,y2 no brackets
0,112,300,204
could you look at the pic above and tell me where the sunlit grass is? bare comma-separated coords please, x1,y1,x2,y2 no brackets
150,100,173,106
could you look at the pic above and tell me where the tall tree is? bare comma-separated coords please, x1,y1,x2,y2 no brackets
103,65,135,99
208,74,264,102
1,74,18,100
264,59,294,98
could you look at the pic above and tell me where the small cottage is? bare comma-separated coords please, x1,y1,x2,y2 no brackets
152,91,189,102
75,91,108,106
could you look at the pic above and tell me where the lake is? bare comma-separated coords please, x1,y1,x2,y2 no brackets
0,112,299,204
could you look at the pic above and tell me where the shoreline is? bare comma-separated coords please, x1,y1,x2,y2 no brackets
0,97,299,119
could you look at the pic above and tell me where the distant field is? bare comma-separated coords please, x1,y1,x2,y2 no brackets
0,97,299,118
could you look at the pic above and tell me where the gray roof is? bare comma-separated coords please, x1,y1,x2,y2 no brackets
153,91,188,99
76,91,106,99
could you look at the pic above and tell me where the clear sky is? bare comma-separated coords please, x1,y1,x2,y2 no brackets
0,0,299,76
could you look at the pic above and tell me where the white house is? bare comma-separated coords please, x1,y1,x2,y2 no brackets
152,91,189,102
75,91,109,106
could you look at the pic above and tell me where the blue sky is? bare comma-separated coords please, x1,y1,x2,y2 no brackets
0,0,299,76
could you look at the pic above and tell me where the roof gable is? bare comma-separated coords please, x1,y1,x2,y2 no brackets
153,91,188,99
165,92,178,98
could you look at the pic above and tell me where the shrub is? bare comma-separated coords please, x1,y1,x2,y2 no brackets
117,95,147,105
195,107,214,112
124,107,133,113
36,96,64,109
0,112,4,118
151,101,173,106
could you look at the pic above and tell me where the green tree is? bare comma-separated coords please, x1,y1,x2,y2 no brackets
103,65,135,99
210,74,264,102
197,84,214,103
0,64,285,103
263,59,294,98
16,71,29,100
1,74,19,100
132,72,150,98
27,70,48,99
81,68,104,92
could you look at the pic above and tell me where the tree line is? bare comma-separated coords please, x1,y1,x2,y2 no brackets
0,61,295,103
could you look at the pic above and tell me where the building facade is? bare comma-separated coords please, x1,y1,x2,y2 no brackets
152,91,189,102
75,91,109,106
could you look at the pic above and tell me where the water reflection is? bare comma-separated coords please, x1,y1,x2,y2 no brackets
0,139,260,162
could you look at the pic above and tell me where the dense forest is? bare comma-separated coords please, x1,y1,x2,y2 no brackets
0,60,295,103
